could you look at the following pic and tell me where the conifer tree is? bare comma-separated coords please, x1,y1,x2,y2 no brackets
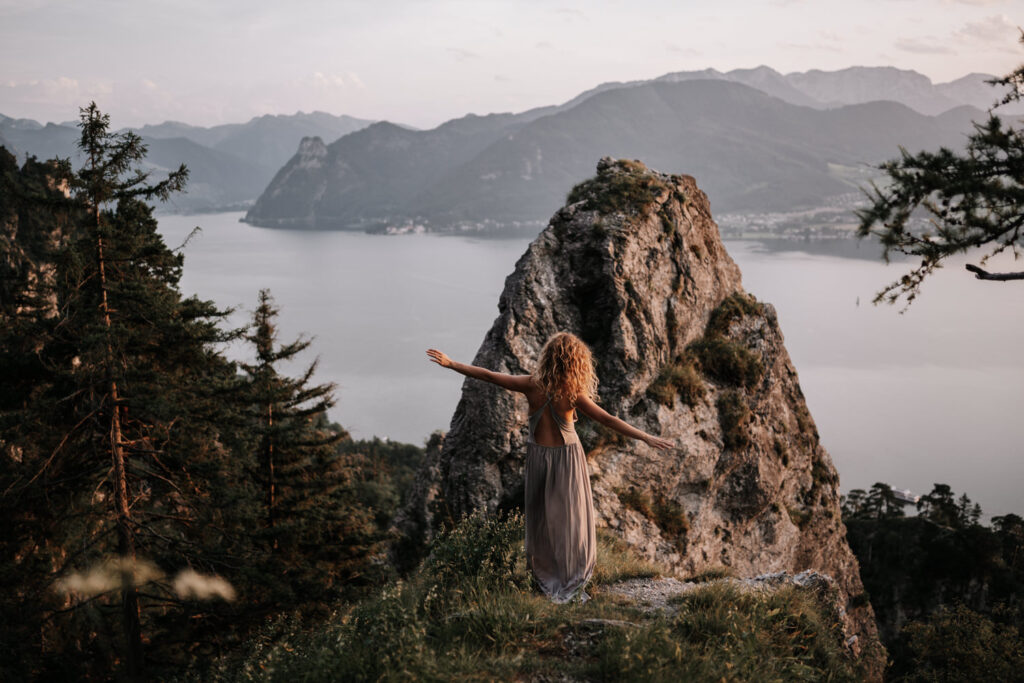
865,482,905,520
856,34,1024,307
239,289,389,608
916,483,961,528
0,103,244,678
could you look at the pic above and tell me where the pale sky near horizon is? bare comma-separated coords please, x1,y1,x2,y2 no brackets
1,0,1022,129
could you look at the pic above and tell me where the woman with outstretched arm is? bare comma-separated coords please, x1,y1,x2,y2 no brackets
427,332,674,603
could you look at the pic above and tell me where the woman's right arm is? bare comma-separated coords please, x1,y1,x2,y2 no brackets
426,348,533,393
575,395,675,450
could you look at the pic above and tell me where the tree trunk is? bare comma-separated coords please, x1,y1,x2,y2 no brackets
265,402,276,531
96,205,144,676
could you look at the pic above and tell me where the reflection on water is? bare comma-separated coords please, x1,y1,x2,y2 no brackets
157,213,1024,519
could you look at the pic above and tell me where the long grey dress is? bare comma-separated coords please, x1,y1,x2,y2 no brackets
524,394,597,603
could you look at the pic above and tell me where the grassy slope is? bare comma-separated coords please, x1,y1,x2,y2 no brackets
201,512,865,682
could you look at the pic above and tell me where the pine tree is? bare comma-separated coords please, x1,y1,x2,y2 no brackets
0,103,244,678
856,33,1024,307
239,289,390,609
865,482,905,520
916,484,961,528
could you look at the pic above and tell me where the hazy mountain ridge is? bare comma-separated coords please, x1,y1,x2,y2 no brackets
0,111,376,212
247,78,983,230
571,65,1020,116
1,65,1014,219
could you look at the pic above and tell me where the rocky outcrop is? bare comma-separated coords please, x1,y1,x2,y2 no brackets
244,136,330,227
397,157,885,678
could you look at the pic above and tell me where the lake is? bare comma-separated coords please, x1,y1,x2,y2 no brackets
156,212,1024,520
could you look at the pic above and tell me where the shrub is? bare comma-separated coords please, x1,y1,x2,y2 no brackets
423,508,527,591
566,159,669,216
895,603,1024,682
689,337,763,389
717,390,751,451
705,292,766,338
647,354,706,408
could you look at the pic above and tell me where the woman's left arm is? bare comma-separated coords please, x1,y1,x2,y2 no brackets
426,348,533,393
576,394,675,450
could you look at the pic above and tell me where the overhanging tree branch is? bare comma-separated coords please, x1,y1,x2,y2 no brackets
964,264,1024,281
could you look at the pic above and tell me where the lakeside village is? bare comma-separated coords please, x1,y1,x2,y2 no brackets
373,193,890,240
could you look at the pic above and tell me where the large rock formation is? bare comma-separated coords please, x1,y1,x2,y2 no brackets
397,157,885,677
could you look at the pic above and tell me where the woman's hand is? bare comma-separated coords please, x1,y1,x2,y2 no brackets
643,434,676,451
426,348,453,368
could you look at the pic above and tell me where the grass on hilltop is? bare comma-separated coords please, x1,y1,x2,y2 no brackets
199,510,863,682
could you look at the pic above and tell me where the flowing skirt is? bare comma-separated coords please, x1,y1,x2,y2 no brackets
524,440,596,603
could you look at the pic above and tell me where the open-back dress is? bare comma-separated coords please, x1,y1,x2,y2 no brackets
524,393,596,603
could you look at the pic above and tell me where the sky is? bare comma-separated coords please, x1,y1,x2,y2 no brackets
1,0,1022,129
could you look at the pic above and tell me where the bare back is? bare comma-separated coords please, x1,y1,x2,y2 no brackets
525,380,579,447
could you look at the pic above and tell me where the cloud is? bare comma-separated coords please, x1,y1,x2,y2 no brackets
312,71,347,88
0,77,114,114
954,14,1020,44
535,41,554,50
895,38,956,54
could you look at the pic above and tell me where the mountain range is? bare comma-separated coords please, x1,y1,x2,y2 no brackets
0,111,374,212
1,65,1017,220
247,66,1002,231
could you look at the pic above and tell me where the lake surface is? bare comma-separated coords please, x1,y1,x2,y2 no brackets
157,212,1023,520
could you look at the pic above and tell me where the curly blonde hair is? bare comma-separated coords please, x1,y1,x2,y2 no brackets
531,332,598,405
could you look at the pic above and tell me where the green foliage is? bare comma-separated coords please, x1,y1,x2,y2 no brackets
892,603,1024,682
211,512,861,682
592,582,860,682
705,292,767,338
423,509,527,591
856,39,1024,308
843,484,1024,677
717,390,752,451
235,288,396,607
647,352,706,408
690,337,764,389
687,293,766,390
336,435,425,510
566,157,670,216
0,104,414,680
0,103,248,679
842,483,905,520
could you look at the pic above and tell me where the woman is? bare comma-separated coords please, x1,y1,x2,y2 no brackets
426,332,674,603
